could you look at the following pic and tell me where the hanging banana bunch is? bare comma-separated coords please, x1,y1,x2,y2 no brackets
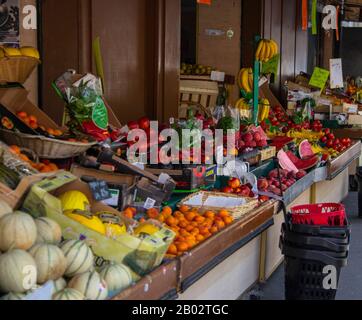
258,98,271,123
235,98,251,119
255,39,279,63
238,68,253,93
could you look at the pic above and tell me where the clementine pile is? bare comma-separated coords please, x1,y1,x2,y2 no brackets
165,206,234,257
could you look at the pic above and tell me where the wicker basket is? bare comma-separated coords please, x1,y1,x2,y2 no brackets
0,57,40,84
178,191,258,220
0,129,97,159
260,146,276,162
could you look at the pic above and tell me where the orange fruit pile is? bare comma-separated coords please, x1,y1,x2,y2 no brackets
161,205,234,257
9,145,59,173
16,111,63,137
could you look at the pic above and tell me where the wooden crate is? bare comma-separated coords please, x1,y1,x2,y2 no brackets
179,76,219,117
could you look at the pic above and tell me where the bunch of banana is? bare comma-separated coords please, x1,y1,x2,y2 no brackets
286,129,323,142
238,68,253,93
255,39,279,63
311,143,325,154
258,98,271,122
235,98,251,119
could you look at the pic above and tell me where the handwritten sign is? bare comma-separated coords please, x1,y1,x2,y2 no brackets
330,58,344,89
92,97,109,130
309,67,330,89
262,54,280,76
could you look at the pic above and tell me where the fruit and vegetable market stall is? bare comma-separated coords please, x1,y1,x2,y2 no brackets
0,30,361,302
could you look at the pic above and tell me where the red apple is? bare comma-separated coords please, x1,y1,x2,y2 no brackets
221,186,234,194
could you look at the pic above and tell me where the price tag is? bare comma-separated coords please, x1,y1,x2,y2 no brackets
211,71,225,82
143,198,156,210
309,67,330,89
92,97,109,130
88,180,111,202
330,58,344,89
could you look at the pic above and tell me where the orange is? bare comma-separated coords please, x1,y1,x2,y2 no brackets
196,234,205,242
215,220,226,230
191,228,199,236
191,221,198,228
185,212,196,222
9,145,21,155
29,121,38,130
180,229,191,237
204,219,214,227
204,211,215,220
28,115,38,123
19,154,30,163
40,165,53,173
47,128,55,136
53,130,63,137
170,227,180,236
23,117,30,125
162,206,173,217
48,163,59,171
167,244,177,255
139,218,146,223
17,111,27,119
123,208,134,219
147,208,160,219
199,227,209,236
210,226,219,234
223,216,234,225
166,216,178,227
176,242,189,253
186,239,196,249
186,225,194,232
179,205,190,214
219,210,230,218
158,214,166,223
179,221,188,229
204,232,212,239
174,211,184,219
194,216,206,224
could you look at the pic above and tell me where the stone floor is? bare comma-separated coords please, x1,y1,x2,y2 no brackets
254,192,362,300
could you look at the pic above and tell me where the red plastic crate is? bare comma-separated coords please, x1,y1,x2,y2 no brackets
291,203,346,227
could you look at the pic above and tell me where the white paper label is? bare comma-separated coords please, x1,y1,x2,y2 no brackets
330,58,344,89
102,189,120,207
158,173,172,185
144,198,156,210
343,103,358,114
211,71,225,82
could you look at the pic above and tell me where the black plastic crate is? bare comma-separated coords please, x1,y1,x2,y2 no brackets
281,224,350,253
281,242,348,301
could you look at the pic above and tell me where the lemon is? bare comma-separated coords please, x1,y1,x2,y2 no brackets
134,224,159,237
104,223,127,238
59,191,90,212
3,47,21,57
20,46,40,59
65,211,106,235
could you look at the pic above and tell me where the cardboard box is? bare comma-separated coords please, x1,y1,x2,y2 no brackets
97,150,176,206
22,171,175,275
70,164,138,210
0,86,62,134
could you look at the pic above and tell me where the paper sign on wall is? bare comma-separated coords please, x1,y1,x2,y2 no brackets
330,58,344,89
309,67,330,89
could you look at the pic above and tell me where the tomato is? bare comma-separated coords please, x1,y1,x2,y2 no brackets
138,117,150,130
324,128,331,135
320,136,328,144
327,133,335,140
326,140,334,148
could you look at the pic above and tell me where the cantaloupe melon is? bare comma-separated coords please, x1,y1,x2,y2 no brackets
52,278,67,294
0,212,37,251
52,288,85,301
0,292,25,300
35,217,62,245
68,271,108,300
0,200,12,219
99,262,133,293
60,240,94,278
0,250,37,294
29,244,67,284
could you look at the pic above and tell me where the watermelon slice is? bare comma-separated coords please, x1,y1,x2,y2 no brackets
299,140,314,159
277,150,299,174
286,151,319,170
